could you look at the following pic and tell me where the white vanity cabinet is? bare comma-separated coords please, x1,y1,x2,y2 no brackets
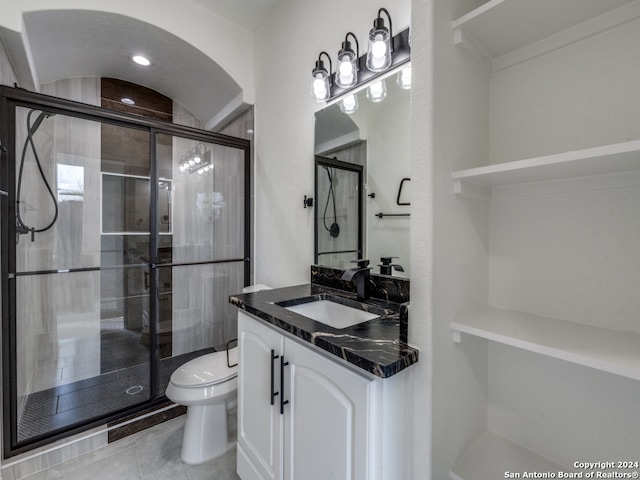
236,310,407,480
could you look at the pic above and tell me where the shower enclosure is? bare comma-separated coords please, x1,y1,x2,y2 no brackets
0,87,251,456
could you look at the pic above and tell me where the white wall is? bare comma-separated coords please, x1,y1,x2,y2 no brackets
489,16,640,165
252,0,410,288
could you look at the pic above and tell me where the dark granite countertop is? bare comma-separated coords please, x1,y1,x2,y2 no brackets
229,283,419,378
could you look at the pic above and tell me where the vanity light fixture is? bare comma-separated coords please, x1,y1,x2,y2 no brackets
397,66,411,89
131,55,151,66
339,94,359,114
366,79,387,103
310,23,409,104
336,32,360,89
311,52,333,103
366,8,393,73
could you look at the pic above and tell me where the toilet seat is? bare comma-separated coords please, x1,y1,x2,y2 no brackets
170,348,238,388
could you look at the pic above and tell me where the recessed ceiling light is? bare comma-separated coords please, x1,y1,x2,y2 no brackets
132,55,151,66
121,98,135,105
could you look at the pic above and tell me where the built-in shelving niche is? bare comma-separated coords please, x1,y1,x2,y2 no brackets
448,0,640,477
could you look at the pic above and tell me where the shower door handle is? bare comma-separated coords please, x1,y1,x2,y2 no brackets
280,355,289,414
270,350,279,405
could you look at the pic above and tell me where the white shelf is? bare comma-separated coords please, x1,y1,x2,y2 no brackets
450,431,568,480
452,307,640,381
452,0,640,71
452,140,640,198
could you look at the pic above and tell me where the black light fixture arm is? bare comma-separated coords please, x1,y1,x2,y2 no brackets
344,32,360,59
317,51,333,81
377,7,393,52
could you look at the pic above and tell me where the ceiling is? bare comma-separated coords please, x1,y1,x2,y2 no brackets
3,1,282,127
190,0,282,31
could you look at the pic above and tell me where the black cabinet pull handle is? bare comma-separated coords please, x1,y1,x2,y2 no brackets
280,355,289,414
270,349,280,405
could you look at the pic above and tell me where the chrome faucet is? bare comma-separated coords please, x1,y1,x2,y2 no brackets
341,259,372,301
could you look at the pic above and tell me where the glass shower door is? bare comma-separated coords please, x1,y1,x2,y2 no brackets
153,133,247,396
11,107,153,445
2,88,251,457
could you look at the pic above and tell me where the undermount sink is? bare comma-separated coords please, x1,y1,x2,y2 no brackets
282,298,380,329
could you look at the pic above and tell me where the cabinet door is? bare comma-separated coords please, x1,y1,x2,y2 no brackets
283,338,372,480
238,312,285,480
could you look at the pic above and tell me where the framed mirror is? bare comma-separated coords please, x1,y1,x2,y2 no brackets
314,64,411,277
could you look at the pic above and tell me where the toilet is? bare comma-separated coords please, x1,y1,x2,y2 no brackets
166,284,271,465
166,347,238,464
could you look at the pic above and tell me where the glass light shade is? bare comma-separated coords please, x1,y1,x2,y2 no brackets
366,79,387,103
336,52,357,88
339,94,359,114
311,71,330,102
397,67,411,89
366,29,392,72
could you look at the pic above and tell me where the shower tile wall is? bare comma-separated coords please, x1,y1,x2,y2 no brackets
16,78,102,416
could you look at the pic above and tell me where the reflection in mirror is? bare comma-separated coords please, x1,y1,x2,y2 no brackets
314,65,410,277
314,157,363,267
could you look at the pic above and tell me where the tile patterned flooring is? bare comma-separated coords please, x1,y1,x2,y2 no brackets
19,349,214,443
16,416,240,480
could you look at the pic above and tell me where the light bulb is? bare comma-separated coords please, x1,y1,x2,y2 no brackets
313,76,328,101
372,34,387,59
338,59,354,86
340,94,358,115
397,67,411,89
339,60,353,77
366,80,387,103
194,155,201,164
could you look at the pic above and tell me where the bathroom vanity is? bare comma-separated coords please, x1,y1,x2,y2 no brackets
230,276,418,480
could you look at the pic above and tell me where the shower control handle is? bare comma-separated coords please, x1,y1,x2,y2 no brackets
270,350,280,405
280,355,289,414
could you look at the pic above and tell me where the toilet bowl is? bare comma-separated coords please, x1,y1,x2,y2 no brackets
166,347,238,465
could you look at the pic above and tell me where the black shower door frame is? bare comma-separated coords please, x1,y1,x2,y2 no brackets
0,86,251,457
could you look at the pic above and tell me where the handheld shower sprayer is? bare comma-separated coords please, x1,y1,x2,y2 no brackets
16,110,58,242
322,165,340,238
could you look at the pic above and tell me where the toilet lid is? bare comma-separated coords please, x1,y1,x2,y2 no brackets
170,348,238,388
